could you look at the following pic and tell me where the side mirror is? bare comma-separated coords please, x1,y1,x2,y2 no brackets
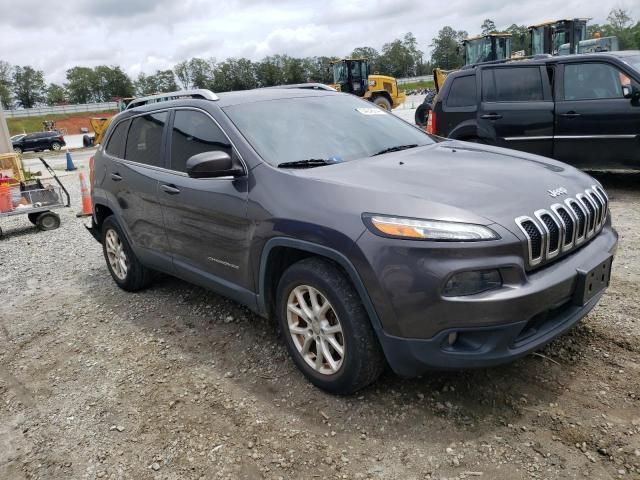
622,84,640,100
186,151,243,178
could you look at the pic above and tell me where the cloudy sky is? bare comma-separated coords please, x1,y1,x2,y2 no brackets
1,0,638,84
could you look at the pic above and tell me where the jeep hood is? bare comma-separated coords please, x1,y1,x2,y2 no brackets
292,140,598,227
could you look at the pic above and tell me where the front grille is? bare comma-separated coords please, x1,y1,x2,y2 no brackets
516,185,608,268
539,212,560,254
554,206,574,247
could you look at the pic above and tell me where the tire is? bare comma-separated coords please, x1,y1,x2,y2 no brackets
101,216,152,291
82,135,94,148
35,211,60,231
414,103,431,127
13,146,22,154
50,142,61,151
276,257,384,394
372,96,392,110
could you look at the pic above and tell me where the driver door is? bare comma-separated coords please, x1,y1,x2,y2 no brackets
554,61,640,170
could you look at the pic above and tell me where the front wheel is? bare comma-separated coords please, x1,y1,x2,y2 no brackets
276,258,384,394
372,96,391,110
101,216,152,291
50,142,62,151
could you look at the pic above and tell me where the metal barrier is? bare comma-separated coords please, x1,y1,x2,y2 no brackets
3,102,118,118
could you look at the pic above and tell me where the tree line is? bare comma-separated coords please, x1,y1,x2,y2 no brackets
1,8,638,109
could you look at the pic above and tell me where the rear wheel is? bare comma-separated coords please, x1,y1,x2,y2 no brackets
50,142,62,151
101,216,152,291
414,103,431,127
372,96,391,110
276,257,384,394
35,211,60,231
13,146,22,154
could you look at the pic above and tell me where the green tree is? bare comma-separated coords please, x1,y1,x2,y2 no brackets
150,70,178,93
481,19,497,35
13,66,46,108
255,56,285,87
607,8,636,49
66,66,97,103
430,26,466,69
46,83,66,105
0,60,12,109
174,57,215,89
93,66,134,101
351,46,380,72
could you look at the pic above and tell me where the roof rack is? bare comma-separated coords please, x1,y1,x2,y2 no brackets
125,89,219,110
461,54,552,69
267,83,337,91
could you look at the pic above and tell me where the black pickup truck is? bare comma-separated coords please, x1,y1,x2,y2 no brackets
430,51,640,170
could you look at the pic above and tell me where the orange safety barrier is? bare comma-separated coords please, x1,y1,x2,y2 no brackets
77,172,92,217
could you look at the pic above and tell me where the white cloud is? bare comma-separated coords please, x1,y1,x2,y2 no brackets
0,0,638,83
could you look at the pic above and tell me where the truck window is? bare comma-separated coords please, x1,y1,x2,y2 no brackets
482,67,544,102
446,76,476,107
564,63,627,100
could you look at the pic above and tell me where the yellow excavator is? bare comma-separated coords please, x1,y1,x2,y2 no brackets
329,59,405,110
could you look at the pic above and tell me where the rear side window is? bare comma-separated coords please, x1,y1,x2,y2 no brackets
483,67,544,102
105,120,129,158
446,76,477,107
169,110,232,172
124,112,167,167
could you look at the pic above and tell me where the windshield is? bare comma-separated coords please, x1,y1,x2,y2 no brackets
223,95,434,166
464,37,492,65
623,55,640,72
332,63,347,84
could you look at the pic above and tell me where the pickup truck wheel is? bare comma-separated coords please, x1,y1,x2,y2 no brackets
276,257,384,394
102,216,152,291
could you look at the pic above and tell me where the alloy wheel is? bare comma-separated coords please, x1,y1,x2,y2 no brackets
286,285,345,375
105,229,128,280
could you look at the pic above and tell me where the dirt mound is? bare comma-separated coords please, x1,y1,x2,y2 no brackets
56,112,116,135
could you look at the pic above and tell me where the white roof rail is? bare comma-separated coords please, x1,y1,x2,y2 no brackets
125,89,219,110
268,83,337,91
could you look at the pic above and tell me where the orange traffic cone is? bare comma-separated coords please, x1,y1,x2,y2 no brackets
76,172,92,217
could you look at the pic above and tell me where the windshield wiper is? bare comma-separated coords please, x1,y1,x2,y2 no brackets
372,144,419,156
277,159,338,169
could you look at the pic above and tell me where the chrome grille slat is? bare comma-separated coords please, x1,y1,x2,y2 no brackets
516,187,608,269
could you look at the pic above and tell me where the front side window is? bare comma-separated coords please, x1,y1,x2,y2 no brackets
483,67,544,102
170,110,232,172
124,112,167,166
223,95,434,166
446,76,477,107
564,63,628,100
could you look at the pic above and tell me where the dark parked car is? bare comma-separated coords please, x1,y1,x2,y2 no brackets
429,51,640,170
13,131,66,154
88,88,617,394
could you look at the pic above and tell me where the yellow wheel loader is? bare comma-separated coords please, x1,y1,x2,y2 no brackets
329,59,405,110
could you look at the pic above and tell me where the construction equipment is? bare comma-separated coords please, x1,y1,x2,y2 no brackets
329,59,405,110
82,97,135,148
529,19,619,56
462,33,513,66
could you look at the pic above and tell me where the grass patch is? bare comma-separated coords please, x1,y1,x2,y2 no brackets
7,110,117,136
399,80,434,92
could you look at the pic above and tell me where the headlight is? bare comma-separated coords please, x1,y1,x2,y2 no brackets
443,270,502,296
364,215,499,241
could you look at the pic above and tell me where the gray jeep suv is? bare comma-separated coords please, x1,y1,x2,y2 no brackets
88,87,618,394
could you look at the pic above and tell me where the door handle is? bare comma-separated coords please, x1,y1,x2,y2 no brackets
110,173,122,181
481,113,503,120
160,184,181,195
560,111,581,118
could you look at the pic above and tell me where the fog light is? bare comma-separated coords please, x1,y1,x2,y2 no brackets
443,270,502,297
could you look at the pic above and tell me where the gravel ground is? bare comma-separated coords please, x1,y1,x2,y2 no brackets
0,168,639,480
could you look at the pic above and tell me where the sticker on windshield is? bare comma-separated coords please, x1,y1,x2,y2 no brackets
356,107,388,116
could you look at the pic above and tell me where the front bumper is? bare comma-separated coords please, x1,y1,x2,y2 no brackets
352,224,618,376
